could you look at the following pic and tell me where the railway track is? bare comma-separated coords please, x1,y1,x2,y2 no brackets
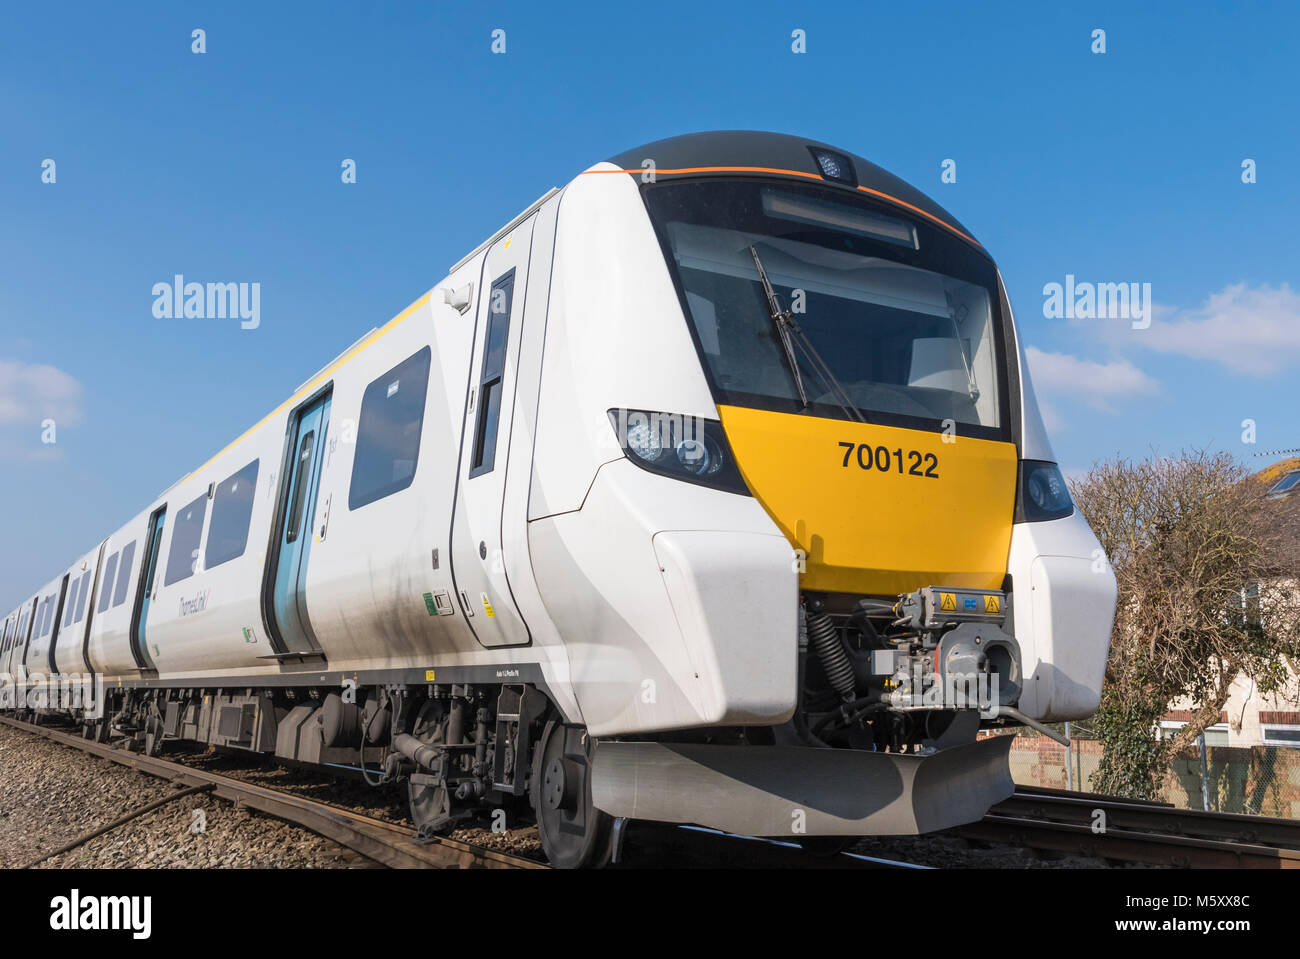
2,715,923,869
19,713,1295,870
964,784,1300,868
0,716,545,870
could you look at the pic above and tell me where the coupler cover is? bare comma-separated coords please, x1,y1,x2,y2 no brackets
590,735,1013,837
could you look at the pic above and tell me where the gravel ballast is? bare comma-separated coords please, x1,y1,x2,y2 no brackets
0,723,362,868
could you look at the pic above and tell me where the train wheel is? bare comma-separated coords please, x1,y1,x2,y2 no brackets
530,720,612,869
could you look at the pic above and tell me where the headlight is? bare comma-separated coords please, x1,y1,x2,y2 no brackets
1016,460,1074,522
608,409,750,495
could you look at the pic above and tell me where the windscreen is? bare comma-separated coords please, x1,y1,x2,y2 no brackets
643,178,1009,438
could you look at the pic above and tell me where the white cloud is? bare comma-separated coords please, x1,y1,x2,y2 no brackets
1024,347,1160,415
0,359,83,428
1088,283,1300,375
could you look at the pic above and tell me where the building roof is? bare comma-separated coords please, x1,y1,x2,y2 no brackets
1259,456,1300,499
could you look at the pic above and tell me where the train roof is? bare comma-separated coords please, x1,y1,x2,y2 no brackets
605,130,981,250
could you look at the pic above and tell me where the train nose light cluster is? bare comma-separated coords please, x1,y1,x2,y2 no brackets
1018,460,1074,522
808,146,857,186
608,409,749,494
623,416,664,462
675,435,723,477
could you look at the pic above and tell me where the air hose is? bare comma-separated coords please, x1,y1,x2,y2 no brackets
806,610,855,700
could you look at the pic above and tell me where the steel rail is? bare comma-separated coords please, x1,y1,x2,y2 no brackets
23,782,216,869
1000,786,1300,849
0,716,546,870
968,787,1300,868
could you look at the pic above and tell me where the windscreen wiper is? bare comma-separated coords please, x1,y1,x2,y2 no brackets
749,245,808,408
748,245,865,423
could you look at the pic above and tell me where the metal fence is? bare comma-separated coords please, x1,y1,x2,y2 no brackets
1005,727,1300,819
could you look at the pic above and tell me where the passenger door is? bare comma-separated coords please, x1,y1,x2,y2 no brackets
30,575,70,677
9,602,33,677
0,618,12,679
450,222,535,647
269,392,331,655
131,507,166,670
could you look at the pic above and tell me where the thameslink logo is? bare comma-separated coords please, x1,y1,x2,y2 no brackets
50,889,151,940
152,274,260,330
1042,274,1152,329
178,589,212,617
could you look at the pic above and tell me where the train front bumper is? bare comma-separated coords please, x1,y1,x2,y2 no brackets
590,734,1013,837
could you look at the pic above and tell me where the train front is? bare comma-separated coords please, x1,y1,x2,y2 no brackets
530,132,1116,846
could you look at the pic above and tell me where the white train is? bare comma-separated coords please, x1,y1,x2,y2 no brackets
0,132,1116,867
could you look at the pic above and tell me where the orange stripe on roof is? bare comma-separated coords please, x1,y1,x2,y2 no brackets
585,164,981,248
853,184,980,247
586,164,825,181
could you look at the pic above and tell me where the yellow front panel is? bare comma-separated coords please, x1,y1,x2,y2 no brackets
718,405,1017,595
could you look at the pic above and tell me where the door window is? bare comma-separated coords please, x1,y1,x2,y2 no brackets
470,271,515,477
286,432,316,543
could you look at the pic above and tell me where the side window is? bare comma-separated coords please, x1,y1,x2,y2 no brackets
74,570,91,623
206,460,259,569
470,271,515,477
98,552,120,613
348,347,431,510
164,495,207,586
62,579,78,628
112,541,136,607
36,598,48,638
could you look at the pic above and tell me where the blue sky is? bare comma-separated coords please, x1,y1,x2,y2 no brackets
2,1,1297,609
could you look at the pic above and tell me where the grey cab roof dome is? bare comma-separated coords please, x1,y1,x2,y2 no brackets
606,130,981,251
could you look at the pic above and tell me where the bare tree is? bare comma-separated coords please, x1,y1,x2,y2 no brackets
1070,451,1300,798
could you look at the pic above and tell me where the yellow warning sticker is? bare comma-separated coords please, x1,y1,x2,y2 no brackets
985,594,1001,614
940,592,957,612
481,593,496,618
425,669,436,682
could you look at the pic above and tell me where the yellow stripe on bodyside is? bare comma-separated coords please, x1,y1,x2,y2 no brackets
181,290,433,483
718,405,1017,595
